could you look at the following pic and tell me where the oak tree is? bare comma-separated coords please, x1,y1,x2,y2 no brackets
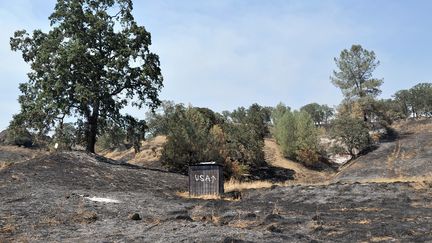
10,0,163,153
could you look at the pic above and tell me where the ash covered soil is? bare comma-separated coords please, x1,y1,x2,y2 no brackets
335,119,432,183
1,120,432,242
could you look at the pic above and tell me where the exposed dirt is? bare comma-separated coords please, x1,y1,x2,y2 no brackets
0,146,46,171
100,135,166,169
334,119,432,183
264,139,333,184
1,119,432,242
1,150,432,242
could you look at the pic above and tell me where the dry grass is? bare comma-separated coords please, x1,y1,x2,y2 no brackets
224,179,276,192
0,223,17,234
176,191,222,200
0,161,12,170
331,207,381,212
352,219,371,225
355,176,432,186
225,178,331,192
392,119,432,134
177,178,333,201
101,135,166,166
72,210,98,224
39,216,62,226
264,139,334,183
369,236,396,242
228,219,256,229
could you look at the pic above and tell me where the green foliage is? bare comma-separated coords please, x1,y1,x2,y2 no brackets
10,0,163,153
272,109,320,166
5,128,33,148
160,104,265,178
228,104,272,139
52,123,77,150
409,83,432,117
300,103,334,126
97,122,126,151
393,89,413,119
124,116,147,153
161,106,222,174
330,116,371,157
146,101,178,137
220,122,266,176
393,83,432,118
5,116,33,148
331,45,383,122
370,99,405,126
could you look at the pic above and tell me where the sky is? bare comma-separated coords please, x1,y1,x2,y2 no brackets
1,0,432,130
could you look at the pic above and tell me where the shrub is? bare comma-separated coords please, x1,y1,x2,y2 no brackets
330,116,372,158
160,104,266,178
52,123,77,150
97,123,127,151
161,106,222,174
5,127,33,148
272,109,320,166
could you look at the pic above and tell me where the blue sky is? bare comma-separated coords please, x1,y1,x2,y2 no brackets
1,0,431,130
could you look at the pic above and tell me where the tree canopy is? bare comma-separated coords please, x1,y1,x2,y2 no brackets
331,45,383,122
10,0,163,153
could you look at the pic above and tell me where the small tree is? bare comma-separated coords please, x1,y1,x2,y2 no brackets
330,116,371,158
300,103,334,126
272,108,320,166
393,89,413,119
160,104,266,178
124,116,147,153
331,45,383,122
161,106,221,174
229,104,271,139
410,83,432,117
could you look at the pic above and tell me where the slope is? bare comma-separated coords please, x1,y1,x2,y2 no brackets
334,119,432,183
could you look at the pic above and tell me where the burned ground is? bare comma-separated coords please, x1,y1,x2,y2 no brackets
1,120,432,242
334,119,432,183
1,151,432,242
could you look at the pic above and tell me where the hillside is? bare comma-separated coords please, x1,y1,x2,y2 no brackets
334,119,432,183
1,150,432,242
100,135,166,169
264,138,334,184
1,120,432,242
102,135,329,183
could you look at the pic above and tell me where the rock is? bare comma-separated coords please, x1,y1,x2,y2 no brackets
128,213,141,220
223,191,242,200
267,224,282,233
264,213,284,223
223,237,253,243
243,213,257,220
175,215,192,221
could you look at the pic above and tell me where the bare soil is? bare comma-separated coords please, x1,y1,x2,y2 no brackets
334,119,432,183
1,120,432,242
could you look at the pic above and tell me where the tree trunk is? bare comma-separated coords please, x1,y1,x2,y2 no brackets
86,118,98,153
363,111,368,122
85,103,100,153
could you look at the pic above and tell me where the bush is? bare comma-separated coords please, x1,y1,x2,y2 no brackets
97,123,127,151
219,122,266,178
330,116,372,158
272,109,320,166
161,106,222,174
52,123,77,150
160,104,266,178
5,127,33,148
